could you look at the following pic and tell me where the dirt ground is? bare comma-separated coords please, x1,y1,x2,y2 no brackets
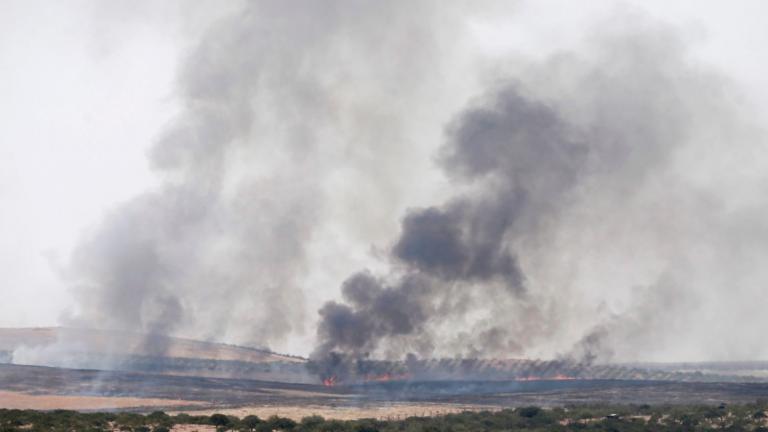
175,403,502,421
170,425,216,432
0,390,205,411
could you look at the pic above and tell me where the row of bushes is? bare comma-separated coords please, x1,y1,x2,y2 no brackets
1,401,767,432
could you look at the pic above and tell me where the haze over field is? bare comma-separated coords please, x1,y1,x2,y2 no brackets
2,1,768,367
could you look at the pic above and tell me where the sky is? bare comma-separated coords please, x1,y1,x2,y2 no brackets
2,1,768,360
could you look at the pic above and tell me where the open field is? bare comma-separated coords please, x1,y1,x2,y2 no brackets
3,328,768,420
0,364,350,409
174,403,500,421
0,390,204,411
3,363,768,418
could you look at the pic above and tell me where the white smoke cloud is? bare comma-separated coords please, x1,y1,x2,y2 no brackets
3,1,768,365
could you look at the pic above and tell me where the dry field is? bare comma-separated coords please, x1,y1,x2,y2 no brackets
5,328,768,418
175,403,502,421
170,425,216,432
4,362,768,415
0,390,204,411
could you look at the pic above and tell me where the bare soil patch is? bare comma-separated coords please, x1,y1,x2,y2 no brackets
176,403,501,421
0,390,205,411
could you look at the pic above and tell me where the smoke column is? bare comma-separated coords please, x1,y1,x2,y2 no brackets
311,15,768,378
61,1,478,354
37,2,768,372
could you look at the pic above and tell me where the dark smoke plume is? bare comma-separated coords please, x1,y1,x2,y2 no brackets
395,89,587,288
311,17,751,380
311,87,587,380
47,2,767,376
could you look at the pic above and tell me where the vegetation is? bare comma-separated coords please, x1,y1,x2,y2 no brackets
1,401,767,432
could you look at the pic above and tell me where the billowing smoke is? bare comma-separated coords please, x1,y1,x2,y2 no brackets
45,1,768,378
311,16,768,380
62,0,477,354
311,88,588,378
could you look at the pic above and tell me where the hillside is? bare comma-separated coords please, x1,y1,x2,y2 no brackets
0,327,304,364
0,327,313,383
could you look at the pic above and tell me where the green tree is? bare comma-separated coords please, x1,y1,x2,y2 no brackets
518,406,542,418
241,415,263,431
210,414,233,430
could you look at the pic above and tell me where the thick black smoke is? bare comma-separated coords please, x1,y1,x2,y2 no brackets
311,88,588,380
395,89,587,288
310,18,750,380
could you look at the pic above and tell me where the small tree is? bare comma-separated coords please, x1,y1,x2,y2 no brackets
210,414,233,430
241,415,263,431
266,416,296,431
518,407,542,418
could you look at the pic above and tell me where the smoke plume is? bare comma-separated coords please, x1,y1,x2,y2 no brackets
51,2,768,374
311,87,588,377
64,0,476,354
311,15,768,379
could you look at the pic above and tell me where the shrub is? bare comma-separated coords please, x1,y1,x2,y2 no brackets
241,415,264,430
518,406,542,418
210,414,233,428
267,416,297,430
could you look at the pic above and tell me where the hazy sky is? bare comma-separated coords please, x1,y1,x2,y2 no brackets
2,1,768,359
1,0,226,326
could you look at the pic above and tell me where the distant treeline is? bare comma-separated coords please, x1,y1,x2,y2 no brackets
2,402,768,432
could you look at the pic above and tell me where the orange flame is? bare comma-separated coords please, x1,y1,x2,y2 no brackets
322,375,338,387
